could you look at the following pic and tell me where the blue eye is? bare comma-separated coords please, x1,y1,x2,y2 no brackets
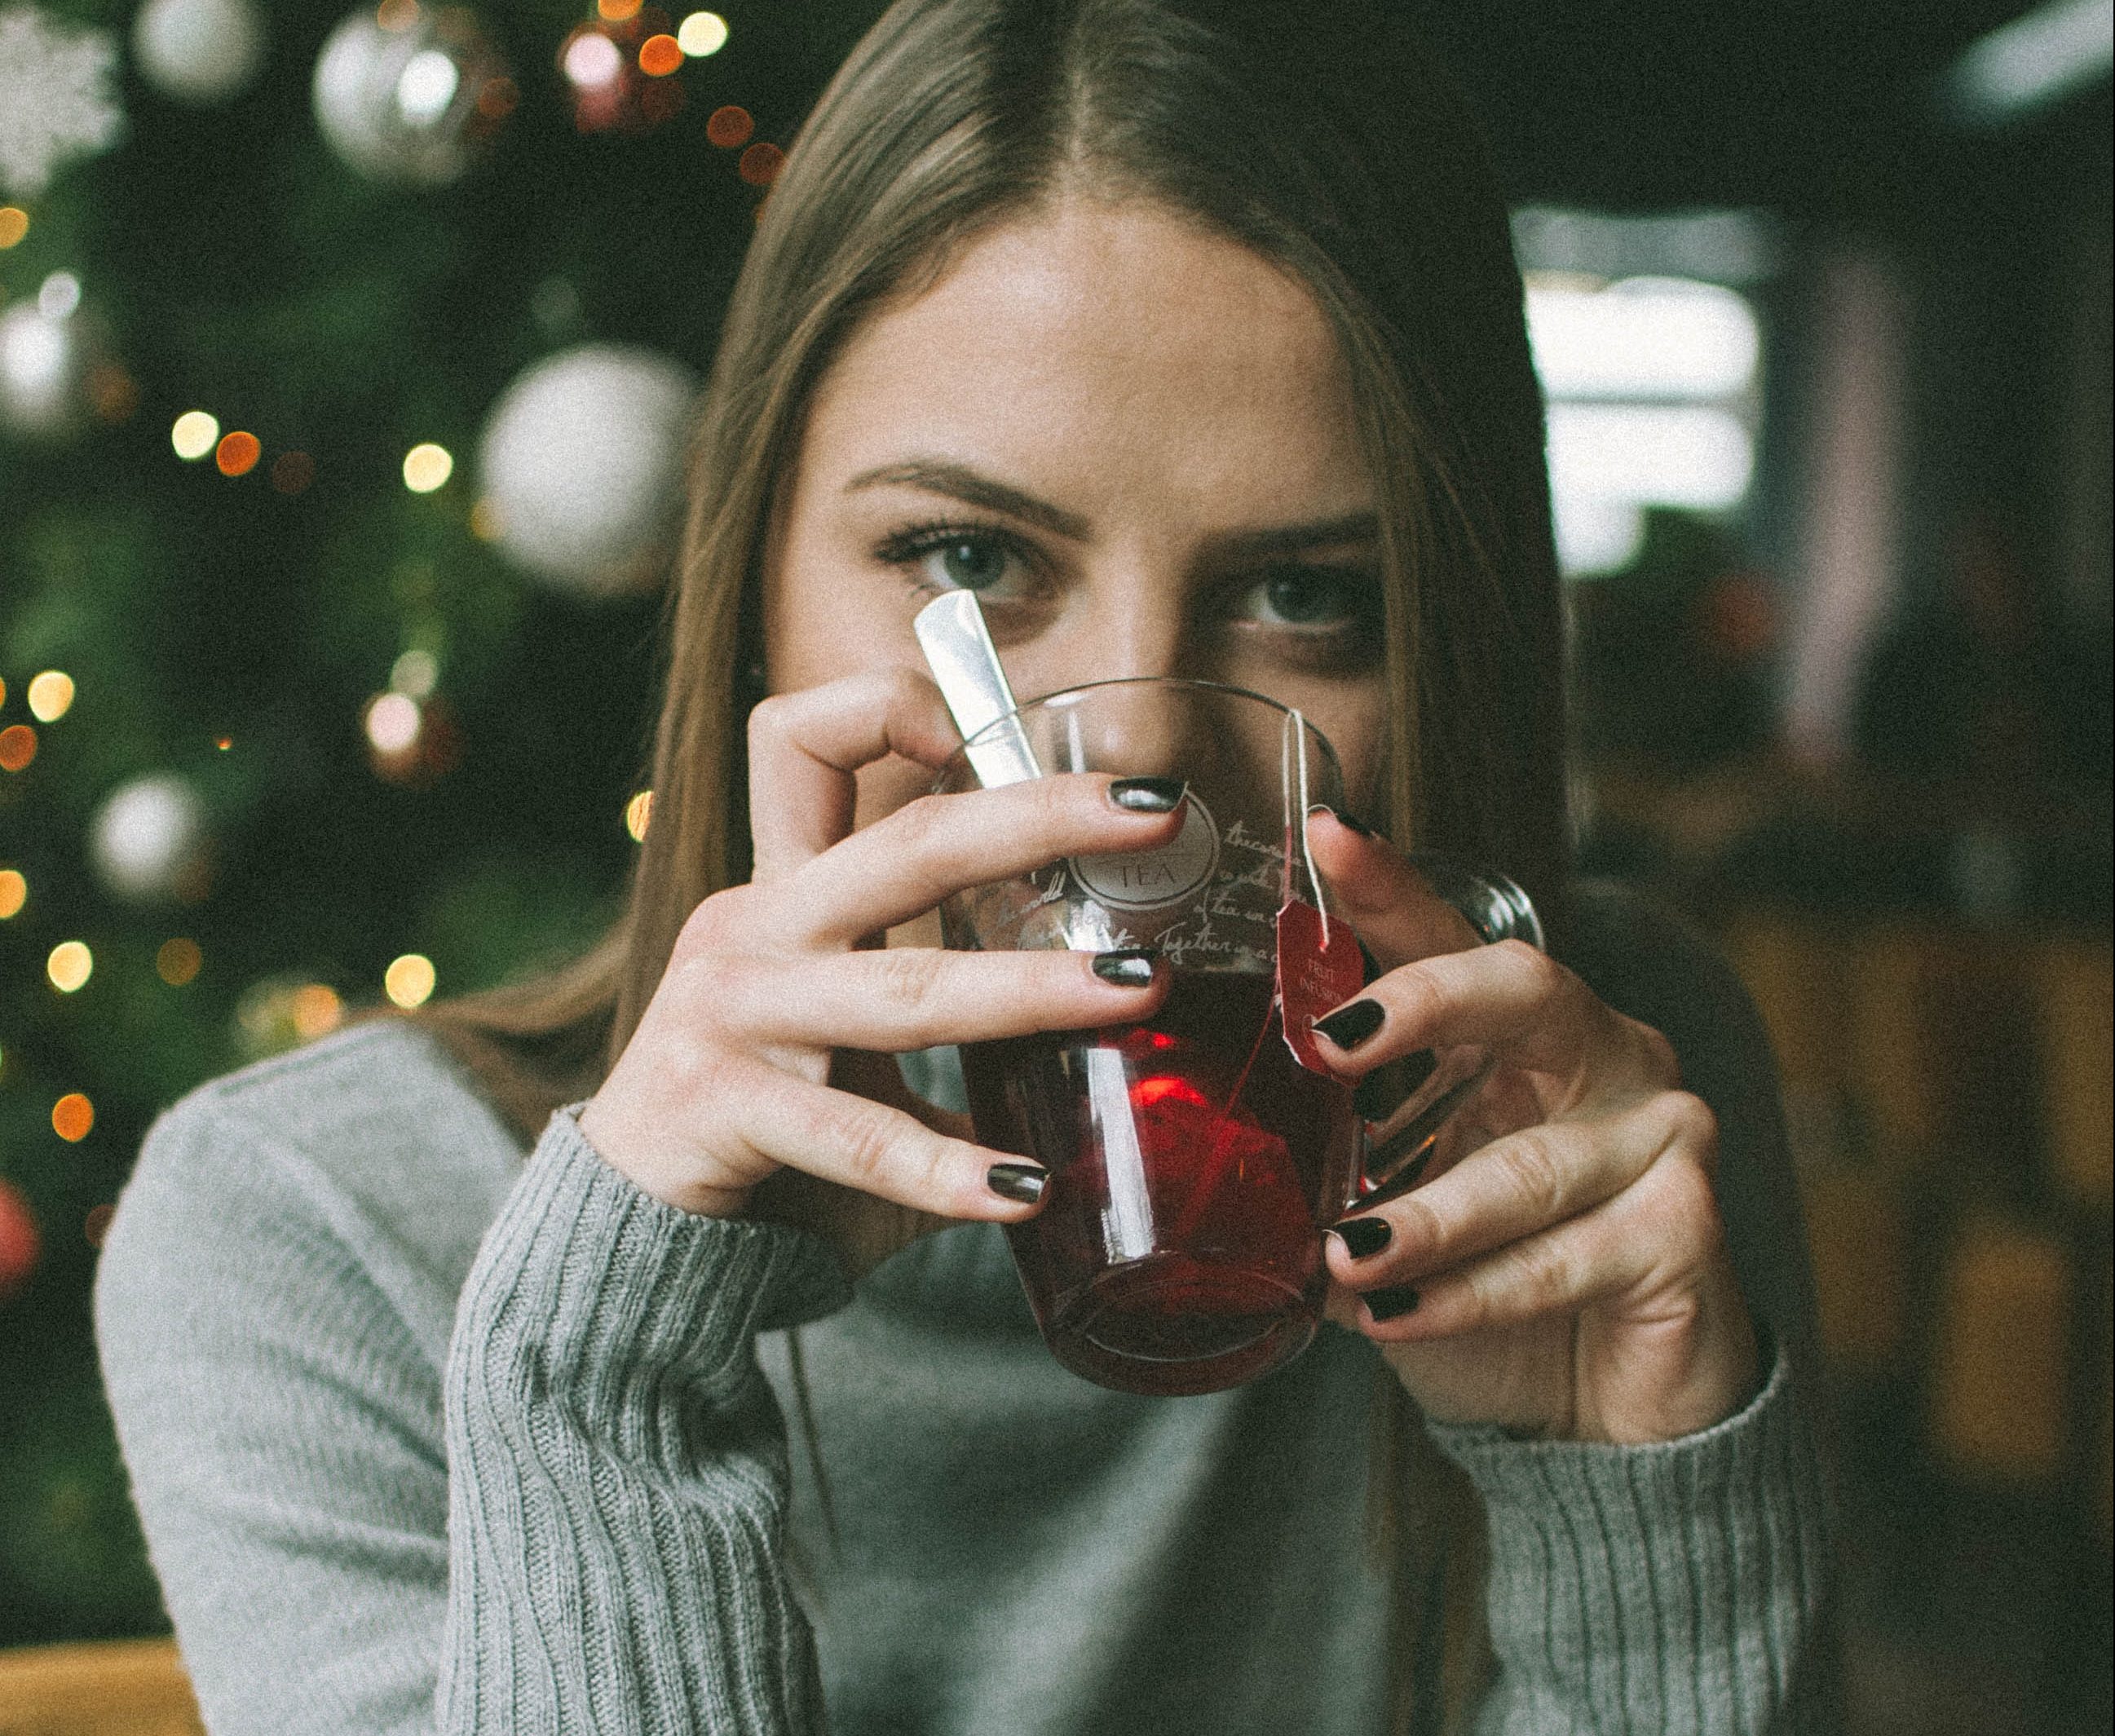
1244,567,1372,629
876,520,1038,600
932,536,1010,591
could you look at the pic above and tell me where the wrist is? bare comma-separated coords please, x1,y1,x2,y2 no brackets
575,1098,755,1220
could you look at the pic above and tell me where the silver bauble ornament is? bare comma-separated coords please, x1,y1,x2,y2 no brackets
311,3,512,188
91,772,210,902
476,344,700,596
132,0,263,105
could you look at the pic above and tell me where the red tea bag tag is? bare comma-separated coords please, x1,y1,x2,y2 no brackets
1276,897,1365,1074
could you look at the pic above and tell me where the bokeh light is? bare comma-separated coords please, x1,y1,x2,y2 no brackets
272,451,316,495
0,675,7,705
706,104,753,148
171,411,219,460
564,31,623,87
469,497,503,541
291,984,344,1040
678,11,728,55
83,1204,116,1248
738,143,785,186
625,789,654,841
39,272,80,320
375,0,418,29
639,33,682,76
52,1093,95,1142
385,954,436,1009
216,431,263,476
27,671,75,722
403,442,453,493
0,206,27,248
0,869,26,918
391,648,439,698
47,941,93,993
598,0,642,16
365,692,422,754
0,725,36,772
156,938,203,986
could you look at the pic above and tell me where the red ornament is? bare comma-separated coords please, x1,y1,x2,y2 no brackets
559,8,685,135
0,1177,41,1300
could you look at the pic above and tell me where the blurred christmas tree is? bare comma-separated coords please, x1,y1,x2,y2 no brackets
1,0,859,1645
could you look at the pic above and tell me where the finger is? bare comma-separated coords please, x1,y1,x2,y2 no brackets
1325,1089,1716,1290
1311,941,1663,1091
768,773,1184,949
1305,810,1479,969
716,946,1168,1052
1346,1143,1724,1345
746,668,964,883
732,1065,1049,1221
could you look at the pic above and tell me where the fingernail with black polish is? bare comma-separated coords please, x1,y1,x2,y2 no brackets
1314,998,1385,1050
1307,802,1374,837
1402,1049,1437,1093
1365,1285,1420,1323
1108,776,1187,813
1332,1216,1391,1259
987,1163,1049,1204
1092,948,1157,987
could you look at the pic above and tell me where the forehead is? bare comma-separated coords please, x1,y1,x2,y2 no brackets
801,198,1366,515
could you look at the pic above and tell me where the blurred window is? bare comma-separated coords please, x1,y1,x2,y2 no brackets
1515,209,1769,576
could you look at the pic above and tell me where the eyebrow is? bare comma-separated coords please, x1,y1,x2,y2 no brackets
846,458,1380,560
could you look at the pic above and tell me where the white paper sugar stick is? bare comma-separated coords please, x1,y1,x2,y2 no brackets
914,591,1042,788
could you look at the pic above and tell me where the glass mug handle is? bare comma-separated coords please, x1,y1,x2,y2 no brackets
1351,854,1543,1204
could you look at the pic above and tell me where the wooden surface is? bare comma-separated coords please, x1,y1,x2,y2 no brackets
0,1639,201,1736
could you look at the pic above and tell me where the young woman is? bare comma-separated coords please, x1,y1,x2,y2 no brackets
97,2,1835,1731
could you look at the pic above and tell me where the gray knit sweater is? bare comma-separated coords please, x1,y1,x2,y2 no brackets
95,890,1836,1734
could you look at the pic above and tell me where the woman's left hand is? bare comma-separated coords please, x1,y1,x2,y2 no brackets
1308,812,1760,1446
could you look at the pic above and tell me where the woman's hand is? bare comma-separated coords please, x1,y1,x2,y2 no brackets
576,668,1179,1280
1307,813,1760,1446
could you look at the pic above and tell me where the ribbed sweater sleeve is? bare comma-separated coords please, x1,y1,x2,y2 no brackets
438,1107,847,1734
97,1075,846,1736
1428,1341,1836,1734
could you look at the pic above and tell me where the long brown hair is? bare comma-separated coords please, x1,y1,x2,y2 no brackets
426,4,1560,1723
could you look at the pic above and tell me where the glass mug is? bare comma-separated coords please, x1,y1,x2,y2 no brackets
935,678,1541,1396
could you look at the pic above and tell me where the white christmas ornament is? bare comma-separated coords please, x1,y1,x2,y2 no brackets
91,773,209,902
0,271,96,439
311,5,507,188
477,345,700,595
132,0,263,106
0,5,124,197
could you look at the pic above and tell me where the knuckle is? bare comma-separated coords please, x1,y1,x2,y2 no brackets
1495,1128,1567,1222
832,1102,903,1191
678,888,745,955
1658,1089,1720,1172
1496,938,1561,994
745,691,795,752
1635,1142,1720,1235
869,946,947,1016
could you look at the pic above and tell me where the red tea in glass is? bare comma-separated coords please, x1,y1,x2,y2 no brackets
962,970,1360,1395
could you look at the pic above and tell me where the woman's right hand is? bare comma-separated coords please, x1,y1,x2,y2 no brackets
575,668,1181,1279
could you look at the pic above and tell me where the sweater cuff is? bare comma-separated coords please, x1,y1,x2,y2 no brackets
460,1107,852,1421
1425,1341,1835,1732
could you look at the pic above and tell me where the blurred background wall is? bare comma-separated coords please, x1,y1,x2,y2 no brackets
1,2,2108,1732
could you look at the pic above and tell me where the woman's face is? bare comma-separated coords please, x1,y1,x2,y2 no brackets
763,196,1384,832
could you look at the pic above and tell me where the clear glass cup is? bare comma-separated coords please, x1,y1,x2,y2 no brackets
936,678,1541,1396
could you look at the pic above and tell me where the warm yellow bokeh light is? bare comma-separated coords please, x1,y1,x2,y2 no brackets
0,725,37,772
157,938,203,986
625,789,654,841
48,940,93,993
52,1093,95,1142
469,497,504,541
171,411,220,460
26,671,74,722
403,442,454,493
292,984,345,1040
384,953,437,1009
0,869,25,919
0,207,27,248
678,11,728,55
0,675,7,707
